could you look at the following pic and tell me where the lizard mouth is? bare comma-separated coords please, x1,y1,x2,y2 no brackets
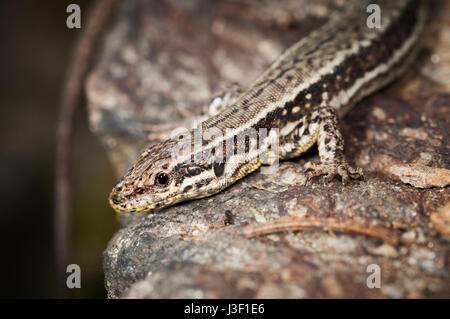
108,179,219,213
108,191,176,214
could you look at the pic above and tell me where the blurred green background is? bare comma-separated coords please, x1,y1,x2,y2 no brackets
0,1,119,298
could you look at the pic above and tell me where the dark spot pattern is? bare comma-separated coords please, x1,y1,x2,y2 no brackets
213,161,225,177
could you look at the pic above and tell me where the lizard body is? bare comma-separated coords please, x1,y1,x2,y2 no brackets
109,0,428,213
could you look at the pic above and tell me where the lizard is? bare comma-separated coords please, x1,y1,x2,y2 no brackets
109,0,429,214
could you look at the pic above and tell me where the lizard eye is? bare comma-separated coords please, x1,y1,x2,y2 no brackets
155,172,169,186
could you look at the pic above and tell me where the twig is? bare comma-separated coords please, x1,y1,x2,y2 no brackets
54,0,120,297
242,215,399,245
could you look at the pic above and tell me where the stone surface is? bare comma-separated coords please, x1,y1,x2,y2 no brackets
87,0,449,298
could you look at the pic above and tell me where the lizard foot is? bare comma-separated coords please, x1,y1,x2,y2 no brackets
304,161,363,185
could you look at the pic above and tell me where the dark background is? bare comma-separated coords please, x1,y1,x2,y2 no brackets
0,1,119,298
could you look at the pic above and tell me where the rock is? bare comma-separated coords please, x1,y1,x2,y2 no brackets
388,164,450,189
86,0,450,298
430,202,450,238
368,244,399,258
400,230,416,244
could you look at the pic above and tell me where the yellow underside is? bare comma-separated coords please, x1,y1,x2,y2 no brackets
279,132,319,161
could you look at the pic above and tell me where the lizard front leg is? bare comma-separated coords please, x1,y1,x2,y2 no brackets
146,83,242,142
304,106,362,184
204,82,242,116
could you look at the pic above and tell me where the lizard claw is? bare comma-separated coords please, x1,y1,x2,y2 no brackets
304,161,363,185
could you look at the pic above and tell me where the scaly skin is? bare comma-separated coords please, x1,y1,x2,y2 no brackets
109,0,427,213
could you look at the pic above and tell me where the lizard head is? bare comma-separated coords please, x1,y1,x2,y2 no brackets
108,138,220,213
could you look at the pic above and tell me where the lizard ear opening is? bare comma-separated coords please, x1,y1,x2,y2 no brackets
213,161,225,177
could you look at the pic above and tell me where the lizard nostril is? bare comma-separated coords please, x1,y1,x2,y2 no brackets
110,194,123,205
